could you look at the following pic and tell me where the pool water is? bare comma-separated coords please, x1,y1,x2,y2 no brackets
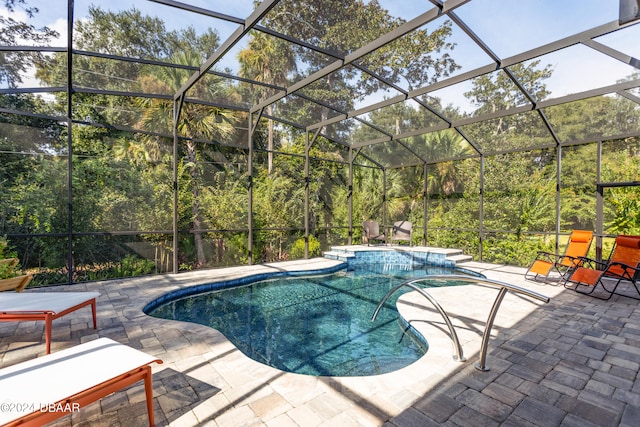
148,264,466,376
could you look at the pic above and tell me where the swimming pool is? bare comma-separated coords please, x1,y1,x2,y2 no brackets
147,264,470,376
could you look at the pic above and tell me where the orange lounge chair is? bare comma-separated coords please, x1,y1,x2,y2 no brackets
0,292,99,354
565,235,640,300
525,230,593,282
0,337,162,427
363,220,386,245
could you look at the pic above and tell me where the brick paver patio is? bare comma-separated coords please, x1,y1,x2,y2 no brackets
1,256,639,426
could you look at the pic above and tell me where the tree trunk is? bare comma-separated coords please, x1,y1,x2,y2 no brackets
267,105,274,174
187,143,206,267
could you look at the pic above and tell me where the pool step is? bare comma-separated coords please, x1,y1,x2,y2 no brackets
323,245,473,266
323,250,355,262
447,253,473,264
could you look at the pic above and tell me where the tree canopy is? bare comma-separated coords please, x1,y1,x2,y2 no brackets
1,1,639,285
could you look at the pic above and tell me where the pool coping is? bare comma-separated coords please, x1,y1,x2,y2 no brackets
142,259,348,314
143,258,479,377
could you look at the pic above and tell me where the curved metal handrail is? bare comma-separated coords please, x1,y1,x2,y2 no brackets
372,281,467,362
371,275,550,371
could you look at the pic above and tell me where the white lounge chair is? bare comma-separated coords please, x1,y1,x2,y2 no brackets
390,221,413,246
363,220,387,245
0,292,99,354
0,337,162,426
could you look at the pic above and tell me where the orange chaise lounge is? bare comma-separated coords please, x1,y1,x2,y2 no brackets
564,235,640,300
0,337,162,426
525,230,593,283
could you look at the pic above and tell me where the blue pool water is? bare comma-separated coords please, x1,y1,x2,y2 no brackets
147,264,468,376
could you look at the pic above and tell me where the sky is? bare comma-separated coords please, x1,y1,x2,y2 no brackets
2,0,639,112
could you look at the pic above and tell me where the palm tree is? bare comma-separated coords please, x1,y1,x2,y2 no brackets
418,130,472,196
136,51,236,267
238,31,296,173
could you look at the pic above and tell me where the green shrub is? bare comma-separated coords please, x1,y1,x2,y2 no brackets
289,235,322,259
0,236,21,279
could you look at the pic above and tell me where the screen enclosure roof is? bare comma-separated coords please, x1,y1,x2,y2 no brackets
3,0,640,169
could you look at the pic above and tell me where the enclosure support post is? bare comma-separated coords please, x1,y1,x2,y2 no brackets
247,110,262,265
305,131,310,258
382,169,387,235
172,95,184,274
66,0,75,284
423,163,428,246
556,145,562,255
304,129,321,258
348,148,354,245
248,113,252,265
479,155,485,262
596,139,603,262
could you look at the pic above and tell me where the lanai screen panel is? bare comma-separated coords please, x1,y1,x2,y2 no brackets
544,95,640,143
359,139,420,169
560,143,597,232
235,29,338,88
454,0,618,59
323,119,390,150
419,68,535,120
349,118,392,147
0,113,71,278
296,64,403,113
0,113,69,237
185,72,256,111
2,52,64,91
71,55,184,95
252,150,306,262
355,14,495,94
70,127,173,233
482,149,558,263
72,0,241,60
599,137,640,237
309,136,351,163
271,93,344,129
309,158,350,229
405,129,477,164
459,110,556,153
426,157,481,257
259,0,405,55
601,137,640,182
595,22,640,58
352,163,385,228
520,44,639,103
355,98,448,137
69,93,173,134
189,140,248,229
1,0,67,48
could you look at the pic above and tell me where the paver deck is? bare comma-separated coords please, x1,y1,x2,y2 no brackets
1,254,639,426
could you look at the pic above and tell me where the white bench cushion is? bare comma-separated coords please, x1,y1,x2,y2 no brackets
0,292,101,314
0,337,161,424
